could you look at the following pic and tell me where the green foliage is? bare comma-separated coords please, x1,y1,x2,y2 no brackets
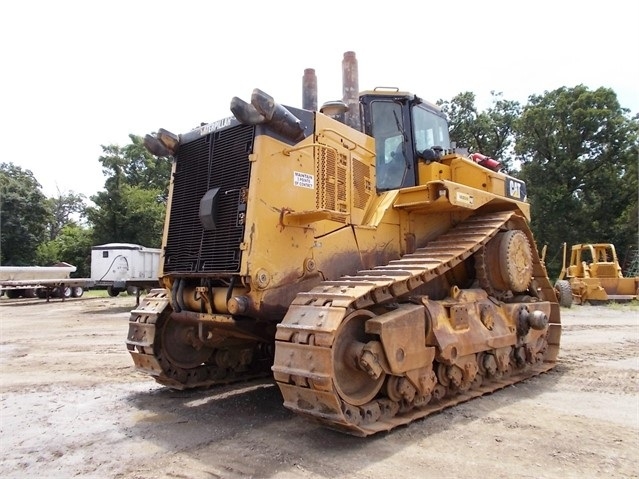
86,134,169,249
2,134,169,269
99,134,171,196
438,92,522,173
36,224,94,277
0,163,52,265
87,184,165,248
514,85,638,278
46,189,87,241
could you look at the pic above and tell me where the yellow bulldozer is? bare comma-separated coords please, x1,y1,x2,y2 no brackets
554,243,639,307
126,52,561,436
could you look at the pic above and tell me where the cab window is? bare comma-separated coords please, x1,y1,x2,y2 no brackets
370,101,407,190
412,104,450,152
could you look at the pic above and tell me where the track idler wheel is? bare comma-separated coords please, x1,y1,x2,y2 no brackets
332,310,386,406
161,316,213,369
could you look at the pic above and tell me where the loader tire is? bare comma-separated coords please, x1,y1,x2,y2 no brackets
555,280,573,308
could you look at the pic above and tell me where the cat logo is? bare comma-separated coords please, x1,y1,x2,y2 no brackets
198,117,233,136
505,177,527,201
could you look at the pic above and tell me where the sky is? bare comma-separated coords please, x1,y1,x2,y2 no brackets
2,0,638,201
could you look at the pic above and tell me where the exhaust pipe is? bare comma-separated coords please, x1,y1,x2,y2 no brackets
144,128,180,157
231,88,306,143
302,68,318,111
342,51,361,131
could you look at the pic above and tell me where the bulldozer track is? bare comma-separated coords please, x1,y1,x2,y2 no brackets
272,211,561,436
126,290,271,390
126,211,561,434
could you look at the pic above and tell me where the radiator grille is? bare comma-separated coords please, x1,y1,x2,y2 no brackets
163,125,254,274
315,146,336,210
352,158,372,209
315,146,347,220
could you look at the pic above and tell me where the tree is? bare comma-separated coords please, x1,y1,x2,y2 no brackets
515,85,638,278
88,184,165,248
36,224,94,277
121,134,172,196
0,163,51,265
46,188,87,241
438,92,521,172
86,135,170,248
97,134,171,196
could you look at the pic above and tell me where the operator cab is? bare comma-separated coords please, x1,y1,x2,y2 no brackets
360,88,451,191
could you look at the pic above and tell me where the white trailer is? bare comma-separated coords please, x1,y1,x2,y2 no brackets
0,263,76,281
90,243,161,297
0,262,87,299
1,244,161,303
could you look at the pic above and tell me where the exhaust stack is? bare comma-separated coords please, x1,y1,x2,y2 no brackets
231,88,306,143
302,68,318,111
342,51,361,131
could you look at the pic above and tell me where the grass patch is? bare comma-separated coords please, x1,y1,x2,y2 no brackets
606,300,639,311
83,289,109,298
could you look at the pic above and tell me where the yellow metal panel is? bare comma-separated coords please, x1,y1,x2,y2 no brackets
240,122,381,299
158,158,178,279
241,133,320,287
418,161,451,183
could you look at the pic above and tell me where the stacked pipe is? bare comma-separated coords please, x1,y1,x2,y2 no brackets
341,51,361,131
302,68,318,111
302,51,361,131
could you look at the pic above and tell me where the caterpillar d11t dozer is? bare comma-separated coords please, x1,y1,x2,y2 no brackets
554,243,639,307
126,52,561,436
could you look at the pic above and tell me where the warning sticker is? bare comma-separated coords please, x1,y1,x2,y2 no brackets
456,191,474,205
294,171,315,189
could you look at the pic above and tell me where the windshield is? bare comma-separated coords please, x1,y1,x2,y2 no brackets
412,104,450,152
370,101,407,190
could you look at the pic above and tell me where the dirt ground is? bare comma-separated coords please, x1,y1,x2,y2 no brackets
0,295,637,479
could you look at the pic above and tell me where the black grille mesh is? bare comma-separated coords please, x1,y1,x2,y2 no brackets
163,125,254,274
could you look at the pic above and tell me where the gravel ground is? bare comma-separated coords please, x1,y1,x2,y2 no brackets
0,296,637,478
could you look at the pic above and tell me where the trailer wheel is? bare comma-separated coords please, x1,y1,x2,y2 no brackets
126,286,139,296
24,288,37,298
107,286,120,297
71,286,84,298
54,286,72,298
6,289,21,299
554,280,573,308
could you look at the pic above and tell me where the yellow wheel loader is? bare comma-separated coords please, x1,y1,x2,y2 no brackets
555,243,639,306
126,53,561,436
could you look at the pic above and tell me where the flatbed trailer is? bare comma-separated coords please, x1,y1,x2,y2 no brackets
0,277,93,300
1,244,161,305
0,277,159,304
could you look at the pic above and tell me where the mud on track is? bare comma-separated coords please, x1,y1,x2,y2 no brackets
1,296,637,478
